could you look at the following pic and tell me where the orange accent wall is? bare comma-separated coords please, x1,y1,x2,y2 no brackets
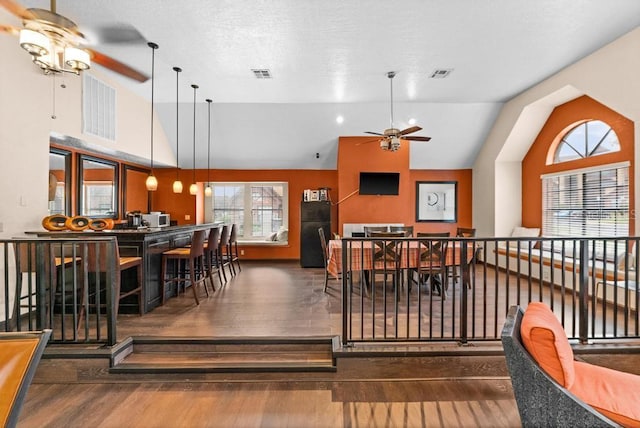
522,95,635,232
152,169,338,260
336,137,473,236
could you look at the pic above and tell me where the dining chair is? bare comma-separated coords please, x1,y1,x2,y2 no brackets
318,227,332,292
368,231,405,290
390,225,414,237
161,230,209,305
414,232,450,298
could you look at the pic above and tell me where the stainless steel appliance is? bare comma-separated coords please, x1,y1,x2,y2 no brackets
142,212,170,228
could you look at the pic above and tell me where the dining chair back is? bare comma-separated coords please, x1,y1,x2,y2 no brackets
369,231,405,288
415,232,450,298
456,227,476,237
318,227,331,292
364,226,388,237
390,225,414,237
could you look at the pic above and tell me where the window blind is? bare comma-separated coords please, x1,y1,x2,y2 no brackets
542,164,629,239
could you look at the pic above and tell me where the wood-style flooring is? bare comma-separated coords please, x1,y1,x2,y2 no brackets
20,261,522,427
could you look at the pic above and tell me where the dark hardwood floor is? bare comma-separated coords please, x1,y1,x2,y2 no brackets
20,261,522,427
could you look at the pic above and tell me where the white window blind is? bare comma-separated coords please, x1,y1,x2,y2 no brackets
542,164,629,238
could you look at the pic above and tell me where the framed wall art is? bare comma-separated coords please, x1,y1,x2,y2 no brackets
416,181,457,222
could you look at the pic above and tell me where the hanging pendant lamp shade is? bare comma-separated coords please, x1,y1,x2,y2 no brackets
189,84,199,196
172,66,183,193
146,42,159,191
204,98,213,197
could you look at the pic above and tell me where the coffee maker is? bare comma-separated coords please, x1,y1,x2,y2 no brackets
126,211,143,228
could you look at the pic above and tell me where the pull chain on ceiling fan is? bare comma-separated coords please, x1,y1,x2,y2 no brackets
363,71,431,151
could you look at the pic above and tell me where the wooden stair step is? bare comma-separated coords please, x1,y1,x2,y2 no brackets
109,335,337,374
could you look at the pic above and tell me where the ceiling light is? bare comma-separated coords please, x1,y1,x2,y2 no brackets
336,115,344,124
145,42,158,191
19,27,90,75
430,68,453,79
408,118,416,125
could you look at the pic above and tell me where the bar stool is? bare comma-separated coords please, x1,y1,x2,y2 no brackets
204,226,223,290
78,240,144,331
161,230,209,305
218,225,232,282
226,223,241,275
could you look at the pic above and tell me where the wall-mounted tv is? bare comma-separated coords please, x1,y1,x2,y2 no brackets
359,172,400,195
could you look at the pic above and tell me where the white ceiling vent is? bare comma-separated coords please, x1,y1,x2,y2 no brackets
430,68,453,79
82,74,116,141
251,69,272,79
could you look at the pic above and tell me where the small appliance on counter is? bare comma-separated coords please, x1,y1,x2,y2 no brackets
142,212,170,228
125,211,143,228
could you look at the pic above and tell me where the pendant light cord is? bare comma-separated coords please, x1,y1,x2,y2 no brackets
148,42,158,171
173,67,182,176
206,99,212,185
191,84,199,185
388,71,395,129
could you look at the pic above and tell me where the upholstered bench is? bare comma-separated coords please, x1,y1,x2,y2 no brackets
502,302,640,427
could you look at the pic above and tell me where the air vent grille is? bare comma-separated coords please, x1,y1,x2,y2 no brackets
251,69,272,79
82,74,116,141
430,68,453,79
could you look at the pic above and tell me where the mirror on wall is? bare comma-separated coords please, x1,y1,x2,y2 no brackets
77,155,119,218
49,148,71,215
123,165,150,215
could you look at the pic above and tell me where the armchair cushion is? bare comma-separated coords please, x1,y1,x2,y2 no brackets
572,361,640,427
520,302,575,388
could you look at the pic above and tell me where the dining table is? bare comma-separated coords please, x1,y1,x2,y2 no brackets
326,238,478,286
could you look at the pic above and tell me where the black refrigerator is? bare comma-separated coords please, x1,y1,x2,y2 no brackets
300,201,331,267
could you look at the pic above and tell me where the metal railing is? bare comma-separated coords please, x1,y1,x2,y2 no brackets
0,237,118,345
340,236,640,346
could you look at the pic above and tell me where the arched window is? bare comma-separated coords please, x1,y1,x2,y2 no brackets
554,120,620,163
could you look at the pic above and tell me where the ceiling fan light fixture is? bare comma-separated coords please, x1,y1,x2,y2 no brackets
64,46,90,71
19,29,49,56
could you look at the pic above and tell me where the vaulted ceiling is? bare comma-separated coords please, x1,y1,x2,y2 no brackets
6,1,640,169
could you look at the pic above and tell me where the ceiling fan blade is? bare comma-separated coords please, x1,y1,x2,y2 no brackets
398,126,422,136
364,131,384,136
403,136,431,142
87,48,149,82
0,0,34,20
0,24,19,35
356,138,384,146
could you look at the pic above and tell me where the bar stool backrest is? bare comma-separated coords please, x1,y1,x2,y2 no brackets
229,224,237,244
219,225,230,247
190,230,206,258
207,227,221,253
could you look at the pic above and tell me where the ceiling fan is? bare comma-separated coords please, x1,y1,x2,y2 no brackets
0,0,148,82
363,71,431,151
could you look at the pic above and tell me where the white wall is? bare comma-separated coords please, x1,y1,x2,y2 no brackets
0,36,174,237
473,26,640,237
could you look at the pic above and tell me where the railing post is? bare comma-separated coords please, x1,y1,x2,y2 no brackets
341,239,349,347
578,239,589,344
460,240,468,344
106,239,118,346
35,241,47,330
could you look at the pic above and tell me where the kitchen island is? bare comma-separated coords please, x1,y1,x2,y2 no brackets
28,223,219,313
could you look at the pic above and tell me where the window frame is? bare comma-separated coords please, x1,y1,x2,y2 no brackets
208,181,288,241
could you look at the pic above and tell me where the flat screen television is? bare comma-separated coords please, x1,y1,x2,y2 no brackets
359,172,400,195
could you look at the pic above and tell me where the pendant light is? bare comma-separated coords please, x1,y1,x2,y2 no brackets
189,84,199,196
204,98,213,197
172,66,183,193
145,42,159,191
